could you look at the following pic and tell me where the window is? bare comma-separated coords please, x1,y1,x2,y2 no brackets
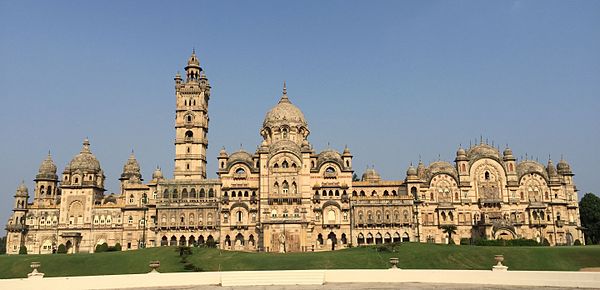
129,195,134,204
282,160,289,168
484,171,490,180
128,216,133,224
326,167,335,173
236,168,245,174
282,181,289,194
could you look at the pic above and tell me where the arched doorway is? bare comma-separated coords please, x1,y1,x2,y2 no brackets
65,240,73,254
198,235,205,245
328,232,337,250
189,235,196,246
384,232,392,244
357,233,365,245
170,236,177,246
375,233,383,244
566,233,574,246
402,232,410,242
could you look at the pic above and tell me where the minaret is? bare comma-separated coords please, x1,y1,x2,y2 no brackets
174,50,211,179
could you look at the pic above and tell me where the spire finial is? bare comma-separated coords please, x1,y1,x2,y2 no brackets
283,81,287,95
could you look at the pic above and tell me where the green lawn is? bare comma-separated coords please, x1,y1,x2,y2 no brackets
1,243,600,279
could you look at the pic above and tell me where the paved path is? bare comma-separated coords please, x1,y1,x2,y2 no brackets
114,283,586,290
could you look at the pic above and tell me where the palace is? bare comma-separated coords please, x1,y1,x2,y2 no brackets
5,52,585,254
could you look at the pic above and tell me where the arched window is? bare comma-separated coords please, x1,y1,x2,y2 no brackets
163,189,169,199
190,188,196,198
235,168,245,174
282,181,289,194
208,188,214,198
185,130,193,140
484,171,490,180
237,211,243,223
292,182,297,194
282,160,289,168
274,182,279,194
326,167,335,173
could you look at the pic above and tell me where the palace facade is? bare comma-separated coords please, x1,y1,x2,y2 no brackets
5,52,585,254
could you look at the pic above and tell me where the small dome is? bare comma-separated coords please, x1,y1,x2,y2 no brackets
120,151,141,181
36,152,58,180
16,181,28,195
361,167,381,182
219,147,228,158
455,146,468,161
263,85,308,131
557,159,572,174
503,147,513,157
66,138,102,174
342,146,352,156
187,50,200,67
406,165,417,176
152,166,163,180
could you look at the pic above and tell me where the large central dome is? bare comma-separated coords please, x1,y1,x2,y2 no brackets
263,84,308,129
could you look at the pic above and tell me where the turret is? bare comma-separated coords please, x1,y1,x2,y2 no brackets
34,152,59,205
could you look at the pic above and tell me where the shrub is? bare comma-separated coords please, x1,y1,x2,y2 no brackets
448,238,456,245
95,243,109,253
574,239,582,246
57,244,67,254
205,240,217,248
376,242,401,252
542,238,550,246
474,238,540,247
460,238,471,245
18,245,27,255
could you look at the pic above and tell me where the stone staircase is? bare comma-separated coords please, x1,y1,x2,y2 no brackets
220,270,325,286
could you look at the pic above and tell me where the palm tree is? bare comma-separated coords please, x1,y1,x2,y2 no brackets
440,225,458,244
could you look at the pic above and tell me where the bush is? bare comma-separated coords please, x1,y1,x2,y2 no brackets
375,242,401,252
18,245,27,255
57,244,67,254
542,238,550,246
448,238,456,245
574,239,582,246
460,238,471,245
205,240,217,248
475,238,540,247
95,243,109,253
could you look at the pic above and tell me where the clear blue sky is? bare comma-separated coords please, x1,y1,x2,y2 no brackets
1,1,599,224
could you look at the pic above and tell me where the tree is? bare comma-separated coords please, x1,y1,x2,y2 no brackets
19,245,27,255
352,173,360,182
440,225,457,244
580,192,600,244
0,236,6,254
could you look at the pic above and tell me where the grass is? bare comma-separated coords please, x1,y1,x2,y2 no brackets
1,243,600,279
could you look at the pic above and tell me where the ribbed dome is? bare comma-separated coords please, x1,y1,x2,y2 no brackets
66,138,102,173
362,167,381,182
467,144,501,160
16,181,28,196
557,159,572,174
36,152,58,180
120,151,141,181
152,166,163,180
406,165,417,176
263,87,308,129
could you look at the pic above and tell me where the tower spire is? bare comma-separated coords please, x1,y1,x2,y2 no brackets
279,81,290,103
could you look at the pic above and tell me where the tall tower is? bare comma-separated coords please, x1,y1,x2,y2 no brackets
174,50,211,179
